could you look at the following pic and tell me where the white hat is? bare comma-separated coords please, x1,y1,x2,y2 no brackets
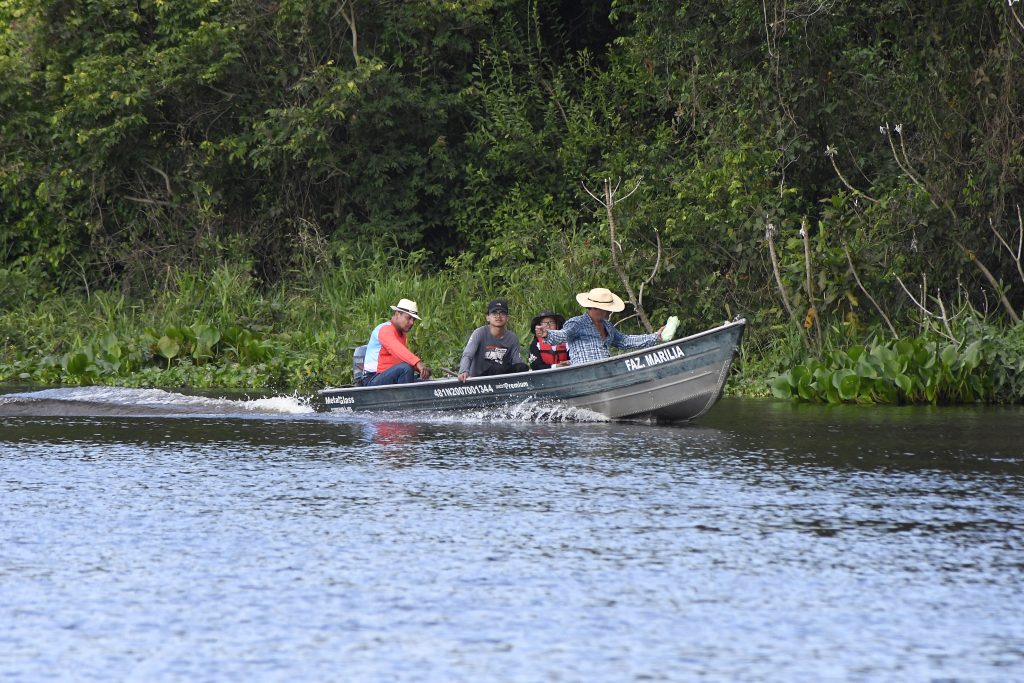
390,298,421,320
575,287,625,312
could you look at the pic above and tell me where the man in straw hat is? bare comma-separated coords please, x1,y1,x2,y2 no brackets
362,298,432,385
536,287,663,365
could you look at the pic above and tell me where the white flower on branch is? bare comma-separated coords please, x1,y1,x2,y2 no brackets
880,122,890,135
824,145,837,157
894,123,903,135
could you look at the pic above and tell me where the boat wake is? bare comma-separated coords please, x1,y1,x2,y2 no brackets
463,398,610,423
0,386,315,417
0,387,604,423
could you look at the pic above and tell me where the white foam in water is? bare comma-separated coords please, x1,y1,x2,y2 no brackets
242,395,315,414
508,400,610,423
13,386,188,405
458,398,610,423
4,386,314,415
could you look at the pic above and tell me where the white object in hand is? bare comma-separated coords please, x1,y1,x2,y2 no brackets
661,316,680,341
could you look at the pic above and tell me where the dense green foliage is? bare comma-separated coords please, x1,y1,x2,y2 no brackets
2,0,1024,400
0,247,588,388
769,325,1024,405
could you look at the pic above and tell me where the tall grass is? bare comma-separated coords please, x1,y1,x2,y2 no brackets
296,246,587,377
1,239,624,390
9,245,1023,403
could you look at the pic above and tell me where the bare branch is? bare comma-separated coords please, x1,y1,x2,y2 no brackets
583,177,653,330
618,177,644,202
989,205,1024,285
636,229,663,312
825,145,879,204
204,84,238,99
334,1,359,65
645,229,662,284
604,179,651,330
125,195,174,207
884,125,925,190
843,244,897,338
145,163,172,197
538,79,569,128
894,275,958,343
801,217,822,347
765,222,797,324
933,295,959,344
761,0,777,59
887,124,957,223
954,239,1021,323
1010,1,1024,31
894,274,952,345
895,273,940,318
580,180,603,204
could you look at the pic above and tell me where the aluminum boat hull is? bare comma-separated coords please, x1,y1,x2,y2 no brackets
318,318,745,423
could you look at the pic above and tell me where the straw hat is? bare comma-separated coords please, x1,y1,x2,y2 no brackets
390,298,421,320
575,287,625,312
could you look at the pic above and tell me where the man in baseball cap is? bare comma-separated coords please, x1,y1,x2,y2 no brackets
457,299,528,381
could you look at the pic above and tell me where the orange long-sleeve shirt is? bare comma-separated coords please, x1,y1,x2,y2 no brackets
373,322,421,373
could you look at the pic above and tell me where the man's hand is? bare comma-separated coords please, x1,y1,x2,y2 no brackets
415,361,432,380
457,371,468,382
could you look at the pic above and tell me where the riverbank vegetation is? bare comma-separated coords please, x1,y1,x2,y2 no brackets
2,1,1023,403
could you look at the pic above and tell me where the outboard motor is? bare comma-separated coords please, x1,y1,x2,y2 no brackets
352,345,367,386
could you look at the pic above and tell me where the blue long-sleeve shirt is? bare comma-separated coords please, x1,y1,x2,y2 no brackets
544,314,659,364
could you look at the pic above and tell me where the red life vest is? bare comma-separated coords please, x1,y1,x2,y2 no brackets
536,338,569,366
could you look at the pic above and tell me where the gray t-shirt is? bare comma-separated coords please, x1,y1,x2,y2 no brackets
459,326,525,376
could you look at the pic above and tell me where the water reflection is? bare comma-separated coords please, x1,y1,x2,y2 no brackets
1,396,1023,681
700,398,1024,473
363,419,421,447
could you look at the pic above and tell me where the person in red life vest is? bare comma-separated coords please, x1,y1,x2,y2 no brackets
527,309,570,370
457,299,529,382
362,298,432,386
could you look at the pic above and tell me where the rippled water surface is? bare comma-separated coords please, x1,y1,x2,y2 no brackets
2,388,1023,681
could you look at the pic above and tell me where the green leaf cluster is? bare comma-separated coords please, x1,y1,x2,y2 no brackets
10,321,300,388
767,330,1023,405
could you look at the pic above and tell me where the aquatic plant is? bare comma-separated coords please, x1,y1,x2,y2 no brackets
0,244,608,391
768,326,1024,405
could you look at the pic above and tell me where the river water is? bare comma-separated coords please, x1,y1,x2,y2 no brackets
1,387,1022,682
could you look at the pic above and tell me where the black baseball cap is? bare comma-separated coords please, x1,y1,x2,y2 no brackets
487,299,510,314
